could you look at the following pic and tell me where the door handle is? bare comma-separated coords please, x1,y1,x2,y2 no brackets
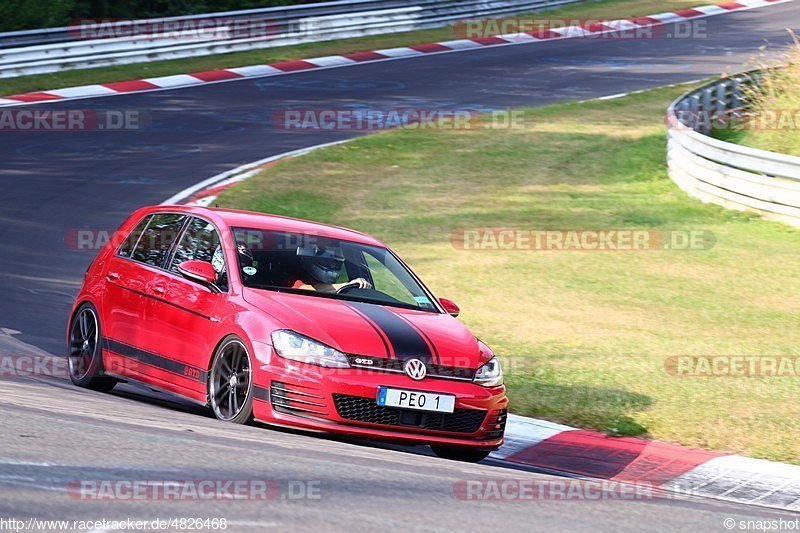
106,271,120,282
152,285,166,295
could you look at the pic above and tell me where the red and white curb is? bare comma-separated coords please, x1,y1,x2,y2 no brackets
167,143,800,513
493,415,800,511
0,0,793,108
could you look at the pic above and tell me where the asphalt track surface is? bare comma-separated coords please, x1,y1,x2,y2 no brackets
1,4,799,531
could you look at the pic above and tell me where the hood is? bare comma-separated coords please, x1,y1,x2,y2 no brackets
243,288,487,369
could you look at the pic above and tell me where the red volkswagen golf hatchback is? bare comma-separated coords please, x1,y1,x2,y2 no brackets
68,205,507,461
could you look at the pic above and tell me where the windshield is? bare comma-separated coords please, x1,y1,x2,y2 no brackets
232,228,439,312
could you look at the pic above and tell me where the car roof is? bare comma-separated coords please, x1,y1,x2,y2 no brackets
147,205,385,247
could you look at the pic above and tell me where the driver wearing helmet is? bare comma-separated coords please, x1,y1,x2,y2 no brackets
292,245,372,293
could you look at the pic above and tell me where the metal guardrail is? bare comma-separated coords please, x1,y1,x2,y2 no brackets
0,0,583,78
666,74,800,228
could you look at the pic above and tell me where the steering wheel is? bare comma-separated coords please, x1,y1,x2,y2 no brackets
336,279,371,294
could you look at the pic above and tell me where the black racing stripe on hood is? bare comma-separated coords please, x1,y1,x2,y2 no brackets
347,303,392,358
346,302,433,365
395,312,440,365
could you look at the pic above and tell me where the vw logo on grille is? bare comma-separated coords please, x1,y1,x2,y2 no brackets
403,358,427,380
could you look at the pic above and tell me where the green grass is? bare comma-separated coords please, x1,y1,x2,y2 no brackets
712,44,800,155
0,0,703,97
216,85,800,464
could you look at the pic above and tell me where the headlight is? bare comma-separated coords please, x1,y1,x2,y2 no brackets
473,357,503,387
271,330,350,368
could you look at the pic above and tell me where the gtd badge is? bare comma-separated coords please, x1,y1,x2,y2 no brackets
403,359,427,381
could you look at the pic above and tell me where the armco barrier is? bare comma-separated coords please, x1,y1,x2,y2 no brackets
0,0,583,78
666,74,800,227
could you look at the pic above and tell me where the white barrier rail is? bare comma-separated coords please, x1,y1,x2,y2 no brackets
0,0,583,78
666,75,800,227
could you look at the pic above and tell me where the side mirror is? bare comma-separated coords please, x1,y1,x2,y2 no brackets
439,297,460,317
177,260,219,292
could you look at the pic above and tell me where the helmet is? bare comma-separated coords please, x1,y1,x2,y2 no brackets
297,245,344,284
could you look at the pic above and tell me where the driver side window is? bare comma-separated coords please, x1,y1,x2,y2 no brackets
170,217,227,291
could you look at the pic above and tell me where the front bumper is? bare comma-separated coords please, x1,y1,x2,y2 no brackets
252,356,508,449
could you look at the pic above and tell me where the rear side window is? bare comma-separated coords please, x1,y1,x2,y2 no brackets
131,214,187,267
170,217,222,272
118,215,151,258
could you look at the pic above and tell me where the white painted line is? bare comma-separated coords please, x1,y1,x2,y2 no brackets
497,32,538,42
649,12,689,23
46,85,117,98
557,26,590,37
303,55,357,67
187,195,219,207
186,163,281,206
435,39,483,50
605,19,639,31
371,46,424,57
142,74,205,88
227,65,284,77
161,139,351,205
693,5,728,15
597,92,630,100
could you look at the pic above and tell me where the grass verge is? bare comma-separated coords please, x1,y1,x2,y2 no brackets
1,0,704,97
216,85,800,464
713,42,800,155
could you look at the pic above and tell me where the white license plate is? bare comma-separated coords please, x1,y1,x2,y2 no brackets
377,387,455,413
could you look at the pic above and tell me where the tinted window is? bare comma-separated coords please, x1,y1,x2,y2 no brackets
170,217,222,272
118,215,151,258
131,214,186,267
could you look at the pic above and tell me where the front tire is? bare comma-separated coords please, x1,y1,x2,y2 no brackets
431,445,491,463
67,303,116,392
208,336,253,424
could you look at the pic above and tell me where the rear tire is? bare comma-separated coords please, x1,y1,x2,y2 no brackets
431,445,491,463
208,336,253,425
67,303,116,392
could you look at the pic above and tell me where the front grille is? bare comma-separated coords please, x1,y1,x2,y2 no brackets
333,394,487,434
346,356,475,381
